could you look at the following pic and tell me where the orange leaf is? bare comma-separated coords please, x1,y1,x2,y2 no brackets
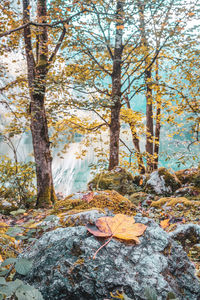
160,218,170,229
188,12,195,16
116,25,124,30
82,191,94,203
86,214,147,258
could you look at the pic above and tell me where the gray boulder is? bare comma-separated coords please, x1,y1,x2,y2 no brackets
145,168,181,195
18,214,200,300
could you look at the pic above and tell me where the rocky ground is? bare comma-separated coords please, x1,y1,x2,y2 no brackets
0,167,200,299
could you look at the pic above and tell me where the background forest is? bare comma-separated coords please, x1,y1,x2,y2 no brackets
0,0,200,206
0,1,200,300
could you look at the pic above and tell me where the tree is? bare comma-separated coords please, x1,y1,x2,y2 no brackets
57,0,197,173
0,0,85,207
57,0,147,172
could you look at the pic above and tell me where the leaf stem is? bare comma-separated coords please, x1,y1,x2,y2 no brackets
93,235,113,259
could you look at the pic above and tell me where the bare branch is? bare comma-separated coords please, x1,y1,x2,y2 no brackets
48,26,66,64
0,10,87,38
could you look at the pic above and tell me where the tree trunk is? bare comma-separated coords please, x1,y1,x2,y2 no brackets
153,59,161,170
31,92,56,207
23,0,56,207
131,129,146,174
137,1,154,173
124,97,145,174
145,69,154,173
108,0,124,170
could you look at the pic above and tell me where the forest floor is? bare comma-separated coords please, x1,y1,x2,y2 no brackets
1,196,199,280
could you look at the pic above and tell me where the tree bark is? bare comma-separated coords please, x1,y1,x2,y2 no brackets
124,97,145,174
109,0,124,170
145,69,154,173
154,58,161,170
23,0,56,207
137,1,154,173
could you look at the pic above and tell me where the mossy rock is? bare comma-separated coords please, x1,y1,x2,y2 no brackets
129,192,148,205
145,168,181,195
151,197,200,208
132,174,149,187
53,190,137,217
193,172,200,188
0,198,19,214
88,167,142,195
175,186,200,197
157,168,181,191
175,168,199,185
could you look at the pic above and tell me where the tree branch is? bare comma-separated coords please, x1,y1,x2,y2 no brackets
48,26,66,64
0,10,87,38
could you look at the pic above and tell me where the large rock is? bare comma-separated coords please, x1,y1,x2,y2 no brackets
145,168,181,195
88,167,143,195
175,168,200,186
17,213,200,300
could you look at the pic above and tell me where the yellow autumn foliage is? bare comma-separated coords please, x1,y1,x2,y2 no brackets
0,222,17,259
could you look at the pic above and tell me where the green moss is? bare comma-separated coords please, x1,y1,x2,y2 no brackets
37,186,57,208
88,167,142,195
193,172,200,188
53,190,137,217
175,168,199,185
129,192,148,205
158,168,181,192
151,197,200,208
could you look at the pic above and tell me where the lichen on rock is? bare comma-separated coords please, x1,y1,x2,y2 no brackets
16,215,200,300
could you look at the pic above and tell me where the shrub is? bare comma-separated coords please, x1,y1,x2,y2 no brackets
0,156,36,208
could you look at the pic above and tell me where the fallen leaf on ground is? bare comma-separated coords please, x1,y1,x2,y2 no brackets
160,218,170,229
82,191,94,203
86,214,147,258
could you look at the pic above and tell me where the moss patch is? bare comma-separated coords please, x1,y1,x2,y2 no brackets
129,192,148,205
88,167,142,195
151,197,200,208
53,190,137,217
158,168,181,192
175,168,199,185
37,186,57,208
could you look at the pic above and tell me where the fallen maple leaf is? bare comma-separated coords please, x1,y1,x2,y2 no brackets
160,218,170,229
86,214,147,258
